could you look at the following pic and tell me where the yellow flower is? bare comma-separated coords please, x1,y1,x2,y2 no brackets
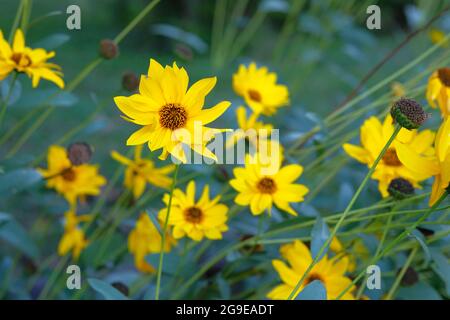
396,117,450,206
111,145,175,199
128,212,176,273
0,29,64,88
114,59,230,163
226,106,273,148
229,153,309,216
426,68,450,118
429,28,448,48
158,181,228,241
58,210,90,260
391,82,406,98
267,240,355,300
38,145,107,206
343,114,435,197
233,62,289,116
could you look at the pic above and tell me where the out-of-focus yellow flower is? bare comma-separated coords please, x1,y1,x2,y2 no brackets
128,212,175,273
426,67,450,118
233,62,289,116
230,153,308,216
114,59,230,163
158,181,228,241
429,28,448,48
0,29,64,88
397,117,450,206
267,240,355,300
111,145,175,200
391,82,406,98
58,210,90,260
343,114,435,197
38,145,106,206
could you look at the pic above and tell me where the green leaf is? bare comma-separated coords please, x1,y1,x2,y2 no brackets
0,219,39,260
0,168,42,196
35,33,70,50
430,248,450,296
310,216,330,259
88,278,128,300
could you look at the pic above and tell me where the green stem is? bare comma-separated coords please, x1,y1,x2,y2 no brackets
287,124,402,300
155,164,180,300
8,0,25,42
335,190,449,300
0,73,18,130
386,245,419,300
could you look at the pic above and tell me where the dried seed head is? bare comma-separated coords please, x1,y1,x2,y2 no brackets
390,98,427,130
111,282,129,296
67,142,93,166
99,39,119,59
388,178,414,200
399,267,419,286
122,72,139,92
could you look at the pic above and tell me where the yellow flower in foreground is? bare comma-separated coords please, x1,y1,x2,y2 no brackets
233,62,289,116
343,114,435,197
429,28,448,48
267,240,355,300
58,210,90,260
0,29,64,88
230,153,309,216
128,212,176,273
111,145,175,199
396,117,450,206
158,181,228,241
38,145,106,206
114,59,230,163
427,68,450,118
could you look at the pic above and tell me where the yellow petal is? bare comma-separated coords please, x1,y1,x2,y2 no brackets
126,125,154,146
12,29,25,52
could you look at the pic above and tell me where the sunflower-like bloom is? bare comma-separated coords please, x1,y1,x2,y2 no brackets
233,62,289,116
128,212,176,273
111,145,175,200
158,181,228,241
267,240,355,300
396,117,450,206
343,114,435,197
38,145,107,206
0,29,64,88
58,210,90,260
229,153,309,216
426,68,450,118
114,59,230,163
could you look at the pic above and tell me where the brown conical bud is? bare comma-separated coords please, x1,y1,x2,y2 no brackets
390,98,427,130
388,178,414,200
99,39,119,59
67,142,93,165
122,72,139,92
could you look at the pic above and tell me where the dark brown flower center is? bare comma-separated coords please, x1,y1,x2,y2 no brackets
248,89,262,102
382,149,402,166
438,67,450,87
257,177,277,194
159,103,188,130
304,273,324,286
184,206,203,223
62,168,76,181
11,52,31,67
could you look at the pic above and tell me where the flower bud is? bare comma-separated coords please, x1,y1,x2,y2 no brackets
99,39,119,59
111,282,129,297
399,267,419,286
67,142,93,166
388,178,414,200
390,98,427,130
122,72,139,92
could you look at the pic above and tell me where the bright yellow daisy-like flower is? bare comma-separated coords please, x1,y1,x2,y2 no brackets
114,59,230,163
343,114,435,197
267,240,355,300
158,181,228,241
58,210,90,260
232,62,289,116
396,117,450,206
111,145,175,200
0,29,64,88
128,212,176,273
229,153,309,216
38,145,107,206
426,67,450,118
